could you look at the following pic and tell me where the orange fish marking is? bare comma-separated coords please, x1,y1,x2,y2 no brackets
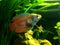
9,13,42,33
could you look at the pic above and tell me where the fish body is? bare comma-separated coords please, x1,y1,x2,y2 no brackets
9,13,42,33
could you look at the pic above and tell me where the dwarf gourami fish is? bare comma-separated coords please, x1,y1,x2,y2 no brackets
9,13,42,33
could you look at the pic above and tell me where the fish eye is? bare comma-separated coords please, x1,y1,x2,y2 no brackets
36,15,38,18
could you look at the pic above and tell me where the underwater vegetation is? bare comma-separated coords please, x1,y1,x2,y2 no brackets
0,0,60,45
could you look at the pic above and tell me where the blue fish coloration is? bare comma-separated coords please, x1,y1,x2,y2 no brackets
9,13,42,33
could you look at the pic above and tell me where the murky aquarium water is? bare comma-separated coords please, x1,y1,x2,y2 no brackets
0,0,60,45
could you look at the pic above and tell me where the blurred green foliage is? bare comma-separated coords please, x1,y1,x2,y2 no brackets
0,0,21,45
0,0,60,45
54,22,60,45
54,22,60,36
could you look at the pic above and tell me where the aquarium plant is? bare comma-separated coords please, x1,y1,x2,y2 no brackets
54,22,60,45
0,0,60,45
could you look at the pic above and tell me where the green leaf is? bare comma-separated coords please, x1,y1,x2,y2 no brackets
56,22,60,26
0,0,21,45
